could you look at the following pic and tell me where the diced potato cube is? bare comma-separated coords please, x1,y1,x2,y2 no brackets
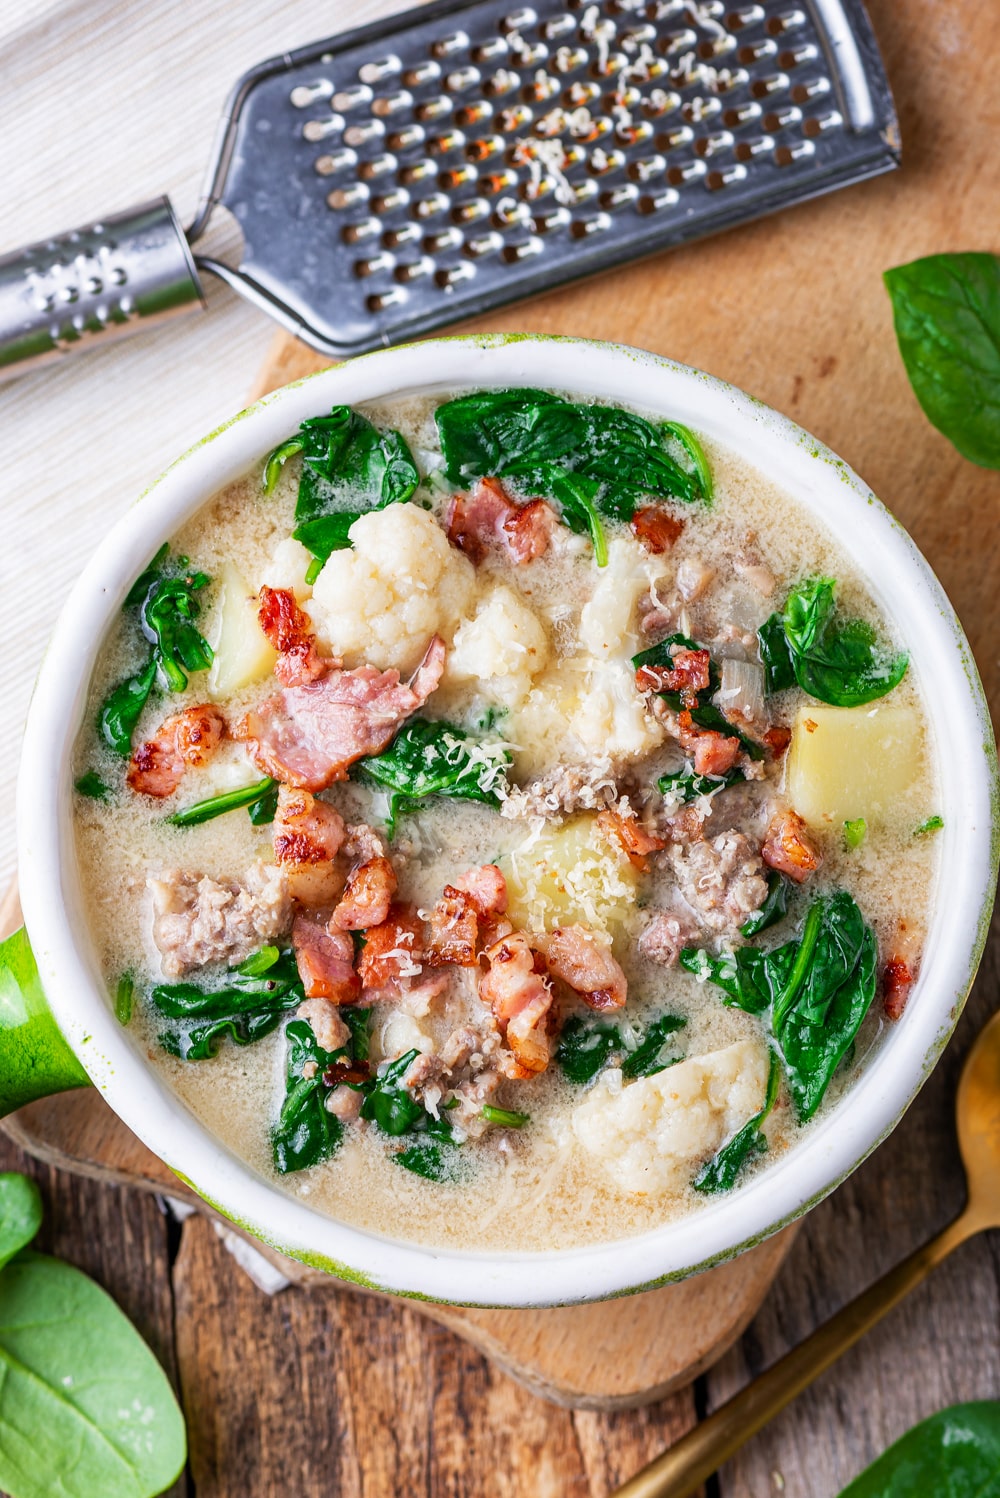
504,814,638,933
206,563,277,699
786,702,923,828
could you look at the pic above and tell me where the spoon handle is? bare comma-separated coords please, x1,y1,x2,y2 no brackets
612,1211,977,1498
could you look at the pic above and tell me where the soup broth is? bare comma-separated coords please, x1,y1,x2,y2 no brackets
73,388,939,1252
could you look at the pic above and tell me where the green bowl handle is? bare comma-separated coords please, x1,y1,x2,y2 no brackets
0,926,89,1116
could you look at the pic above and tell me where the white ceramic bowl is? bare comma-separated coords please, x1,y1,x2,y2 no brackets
12,335,998,1307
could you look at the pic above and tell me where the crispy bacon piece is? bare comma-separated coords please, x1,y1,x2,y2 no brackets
761,809,823,884
127,705,225,799
272,785,346,907
323,1057,371,1087
426,887,480,966
597,808,666,871
630,505,685,555
331,856,397,931
636,648,711,708
542,925,627,1011
258,585,327,687
454,863,508,917
292,915,361,1004
356,903,424,992
883,956,914,1021
678,709,741,777
447,476,553,564
234,634,446,791
480,931,554,1076
763,725,792,758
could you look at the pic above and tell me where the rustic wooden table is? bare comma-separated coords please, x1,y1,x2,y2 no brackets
3,0,998,1493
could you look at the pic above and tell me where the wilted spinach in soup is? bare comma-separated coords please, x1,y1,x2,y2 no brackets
73,389,941,1252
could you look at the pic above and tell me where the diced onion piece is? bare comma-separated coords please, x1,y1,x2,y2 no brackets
787,702,923,828
206,564,278,699
717,657,765,725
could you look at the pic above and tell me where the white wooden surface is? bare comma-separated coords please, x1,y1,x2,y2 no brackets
0,0,403,886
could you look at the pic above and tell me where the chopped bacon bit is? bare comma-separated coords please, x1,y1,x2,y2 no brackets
763,725,792,758
447,476,552,565
235,634,446,791
426,887,480,967
356,903,424,991
127,705,225,798
323,1058,371,1087
761,809,823,884
883,956,914,1021
292,915,361,1004
543,925,627,1011
636,648,712,709
332,856,397,931
597,808,666,871
677,709,741,777
454,864,508,917
258,585,327,687
272,785,346,907
630,505,685,555
480,930,554,1075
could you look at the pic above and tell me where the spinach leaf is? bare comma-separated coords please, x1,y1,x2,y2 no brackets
555,1016,622,1084
115,974,134,1026
355,718,511,836
694,1050,781,1194
741,871,789,938
621,1014,687,1079
342,1004,371,1062
774,893,877,1121
264,405,420,565
167,776,277,828
544,468,608,566
481,1104,530,1128
98,551,214,755
74,770,110,801
0,1250,186,1498
662,421,713,502
780,578,908,707
98,656,158,757
0,1174,42,1272
395,1117,462,1181
360,1049,427,1135
151,947,304,1060
884,252,1000,469
684,891,878,1122
844,817,867,849
247,778,280,826
658,764,744,805
757,612,796,694
272,1018,345,1174
838,1401,1000,1497
680,942,796,1016
434,390,708,529
915,814,943,837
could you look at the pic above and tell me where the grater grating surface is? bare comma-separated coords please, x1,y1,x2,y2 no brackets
191,0,898,356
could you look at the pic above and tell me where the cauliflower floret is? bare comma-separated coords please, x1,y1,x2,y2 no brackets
259,537,315,602
375,1011,433,1064
569,656,665,760
572,1039,769,1194
307,505,476,673
446,584,551,707
579,535,666,658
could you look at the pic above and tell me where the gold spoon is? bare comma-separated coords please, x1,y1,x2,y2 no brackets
613,1007,1000,1498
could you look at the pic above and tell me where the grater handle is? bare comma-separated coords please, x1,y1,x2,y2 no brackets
0,196,205,383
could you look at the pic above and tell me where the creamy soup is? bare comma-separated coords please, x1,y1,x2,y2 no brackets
73,389,940,1252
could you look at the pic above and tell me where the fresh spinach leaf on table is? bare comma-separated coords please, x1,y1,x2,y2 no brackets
694,1050,781,1194
0,1174,42,1272
151,946,304,1060
683,891,878,1121
759,578,908,707
355,717,511,836
838,1400,1000,1497
621,1014,687,1079
884,251,1000,469
434,390,710,549
263,405,420,567
0,1177,186,1498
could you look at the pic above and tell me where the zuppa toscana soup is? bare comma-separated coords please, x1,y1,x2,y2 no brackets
73,389,941,1252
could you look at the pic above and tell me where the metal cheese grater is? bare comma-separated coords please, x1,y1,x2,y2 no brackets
0,0,898,381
